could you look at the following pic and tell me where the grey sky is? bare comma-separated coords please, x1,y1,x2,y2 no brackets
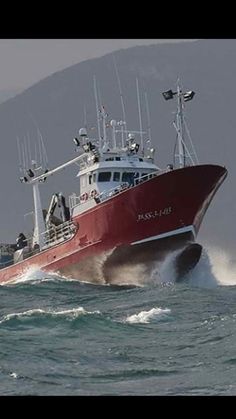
0,39,195,91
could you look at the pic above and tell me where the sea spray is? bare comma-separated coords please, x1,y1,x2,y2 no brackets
125,307,171,324
202,246,236,286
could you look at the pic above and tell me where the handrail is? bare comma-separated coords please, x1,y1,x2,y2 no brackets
42,220,77,248
0,220,77,270
99,182,129,202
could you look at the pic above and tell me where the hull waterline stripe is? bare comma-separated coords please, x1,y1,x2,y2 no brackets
131,225,196,245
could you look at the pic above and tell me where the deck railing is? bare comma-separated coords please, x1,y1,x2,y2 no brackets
42,220,77,248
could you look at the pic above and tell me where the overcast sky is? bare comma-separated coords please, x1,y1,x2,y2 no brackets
0,39,195,92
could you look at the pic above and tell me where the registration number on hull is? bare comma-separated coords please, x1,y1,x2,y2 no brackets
137,206,172,222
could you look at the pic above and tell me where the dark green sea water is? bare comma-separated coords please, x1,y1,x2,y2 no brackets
0,246,236,395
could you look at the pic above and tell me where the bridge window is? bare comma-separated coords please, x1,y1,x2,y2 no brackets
113,172,120,182
122,172,135,185
98,172,111,182
89,174,92,185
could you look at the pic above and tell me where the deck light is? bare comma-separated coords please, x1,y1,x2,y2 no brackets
20,176,28,183
73,137,80,147
27,169,35,177
162,90,176,100
183,91,195,102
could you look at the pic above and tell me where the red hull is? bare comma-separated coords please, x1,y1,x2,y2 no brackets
0,164,227,284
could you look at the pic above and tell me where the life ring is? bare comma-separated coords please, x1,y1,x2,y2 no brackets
90,189,98,198
80,192,88,202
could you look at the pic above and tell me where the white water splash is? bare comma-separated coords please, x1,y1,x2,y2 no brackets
201,246,236,286
150,249,182,285
9,372,18,379
7,267,79,285
178,245,236,287
8,267,50,285
0,306,100,324
5,244,236,289
125,307,171,324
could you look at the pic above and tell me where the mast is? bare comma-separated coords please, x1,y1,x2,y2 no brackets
136,78,144,151
93,76,102,151
162,81,195,168
144,91,152,145
110,120,117,148
32,182,45,249
112,54,127,134
100,105,107,146
176,81,185,168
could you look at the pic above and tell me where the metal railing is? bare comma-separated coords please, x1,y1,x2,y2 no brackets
98,182,129,202
0,221,77,270
42,220,77,248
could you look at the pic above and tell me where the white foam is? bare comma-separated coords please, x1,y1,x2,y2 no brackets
0,306,100,324
8,267,49,285
151,249,182,284
5,267,81,285
202,245,236,286
125,307,171,324
9,372,18,379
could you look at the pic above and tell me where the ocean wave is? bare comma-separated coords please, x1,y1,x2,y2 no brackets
125,307,171,324
0,306,100,325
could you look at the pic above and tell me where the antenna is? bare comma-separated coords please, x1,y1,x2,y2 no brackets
144,91,152,145
27,132,32,165
34,141,38,166
136,78,144,151
21,141,26,172
112,54,127,133
37,128,49,170
93,76,102,150
37,130,43,168
84,104,87,128
27,111,49,170
23,136,29,170
16,136,23,172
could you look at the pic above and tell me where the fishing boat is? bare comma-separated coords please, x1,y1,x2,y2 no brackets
0,79,227,284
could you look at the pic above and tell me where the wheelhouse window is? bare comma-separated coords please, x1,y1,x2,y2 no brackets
122,172,135,185
98,172,111,182
88,174,93,185
113,172,120,182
